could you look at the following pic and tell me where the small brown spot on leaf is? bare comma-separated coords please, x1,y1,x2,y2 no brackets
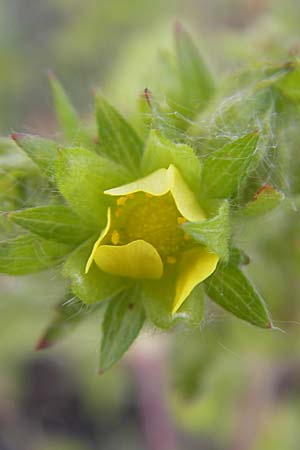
252,183,274,201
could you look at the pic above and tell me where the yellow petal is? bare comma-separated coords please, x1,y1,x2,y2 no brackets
105,168,169,196
167,165,206,222
172,247,219,313
85,208,112,274
94,240,164,279
106,164,206,222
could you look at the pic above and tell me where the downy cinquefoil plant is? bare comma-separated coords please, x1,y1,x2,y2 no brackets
2,24,296,371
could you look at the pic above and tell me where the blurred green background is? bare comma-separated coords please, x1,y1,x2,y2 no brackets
1,0,300,449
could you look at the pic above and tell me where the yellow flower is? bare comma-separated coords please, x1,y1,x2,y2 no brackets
85,164,219,314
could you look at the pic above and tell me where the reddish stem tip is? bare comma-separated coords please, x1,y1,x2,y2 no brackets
253,183,273,201
47,69,56,81
11,132,27,142
143,88,152,107
174,20,183,37
36,337,52,351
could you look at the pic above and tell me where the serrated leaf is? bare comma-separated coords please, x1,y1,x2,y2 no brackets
95,93,143,174
200,132,260,199
141,130,202,193
49,73,80,141
100,285,145,372
204,263,272,328
242,184,285,217
12,133,58,180
63,238,128,304
56,146,132,227
8,205,96,245
183,201,230,259
176,23,215,112
37,294,103,350
0,234,72,275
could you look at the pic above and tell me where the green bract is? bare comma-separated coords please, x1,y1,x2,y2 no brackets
1,25,284,371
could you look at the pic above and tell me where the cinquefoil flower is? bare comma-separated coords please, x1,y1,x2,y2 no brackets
85,164,219,313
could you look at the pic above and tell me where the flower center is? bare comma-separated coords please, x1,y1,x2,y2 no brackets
108,192,190,262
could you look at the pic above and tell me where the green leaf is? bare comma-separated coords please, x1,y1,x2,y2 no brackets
49,72,80,141
175,23,215,112
100,285,145,372
37,294,104,350
12,133,58,180
49,73,94,148
0,138,33,170
242,184,285,217
8,205,96,245
63,238,129,304
0,234,72,275
274,64,300,102
141,130,202,193
56,146,131,227
0,137,18,154
204,263,272,328
200,132,260,199
183,201,230,259
95,93,143,174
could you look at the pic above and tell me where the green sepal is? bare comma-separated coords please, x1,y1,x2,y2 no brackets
95,93,143,175
183,201,230,260
8,205,96,245
99,285,145,372
12,133,58,181
175,23,215,113
56,146,132,227
200,132,260,199
204,263,272,328
174,284,205,327
142,270,175,329
63,238,129,304
141,130,202,193
242,184,285,217
142,271,204,329
0,234,72,275
37,294,104,350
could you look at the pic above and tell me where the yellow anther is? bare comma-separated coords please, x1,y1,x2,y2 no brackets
117,196,127,206
111,230,120,245
115,209,122,218
127,193,135,199
167,256,177,264
183,233,190,241
146,193,154,198
177,216,187,225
